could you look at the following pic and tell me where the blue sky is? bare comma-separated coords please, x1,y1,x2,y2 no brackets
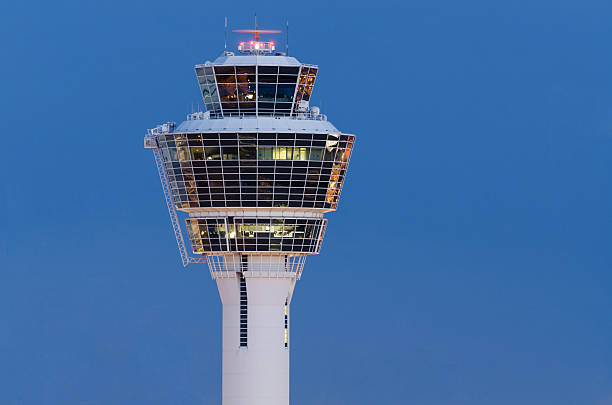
1,1,612,404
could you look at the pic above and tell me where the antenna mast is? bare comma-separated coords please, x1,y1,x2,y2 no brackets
224,16,228,53
254,13,259,40
286,20,289,55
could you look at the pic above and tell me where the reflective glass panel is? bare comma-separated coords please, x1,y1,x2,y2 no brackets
236,66,255,74
218,83,237,102
161,132,353,210
278,75,298,83
258,84,276,101
258,66,278,74
276,84,296,102
216,74,236,84
237,82,256,102
214,66,234,74
258,75,277,83
279,67,299,75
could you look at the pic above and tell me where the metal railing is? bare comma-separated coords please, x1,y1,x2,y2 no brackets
188,111,328,121
207,254,307,279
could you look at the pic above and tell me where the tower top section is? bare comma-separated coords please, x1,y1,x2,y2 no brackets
193,18,322,118
195,55,318,118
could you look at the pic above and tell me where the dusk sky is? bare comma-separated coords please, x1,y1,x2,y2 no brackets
2,1,612,404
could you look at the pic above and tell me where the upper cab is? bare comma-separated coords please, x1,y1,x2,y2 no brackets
195,40,318,118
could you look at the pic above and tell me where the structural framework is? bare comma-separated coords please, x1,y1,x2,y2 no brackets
145,27,355,405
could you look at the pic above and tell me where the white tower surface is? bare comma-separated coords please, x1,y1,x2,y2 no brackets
144,30,355,405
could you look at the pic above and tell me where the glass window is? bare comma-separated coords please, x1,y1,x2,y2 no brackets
161,133,352,212
191,147,204,160
236,71,256,83
258,66,278,74
219,133,238,141
324,147,336,161
236,65,255,75
296,147,309,160
203,135,219,145
258,74,277,83
178,147,190,161
216,74,235,84
276,84,296,102
298,69,309,85
274,147,287,160
295,84,306,99
279,67,299,75
277,75,298,83
258,84,276,101
222,147,238,160
239,134,257,145
218,83,237,102
310,148,323,161
302,85,313,101
205,75,216,85
162,148,172,162
258,147,273,160
214,66,234,75
237,82,256,102
222,103,238,110
240,147,256,160
205,146,221,160
201,85,211,98
209,84,218,97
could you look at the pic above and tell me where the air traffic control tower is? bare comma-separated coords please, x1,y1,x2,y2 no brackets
144,28,355,405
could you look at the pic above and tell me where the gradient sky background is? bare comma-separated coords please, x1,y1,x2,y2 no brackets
2,0,612,404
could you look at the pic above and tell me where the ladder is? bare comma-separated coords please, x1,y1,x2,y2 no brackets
146,135,205,267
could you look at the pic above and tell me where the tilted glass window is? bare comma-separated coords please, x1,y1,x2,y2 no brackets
293,66,318,111
157,132,354,210
195,65,221,114
186,217,327,254
198,64,314,116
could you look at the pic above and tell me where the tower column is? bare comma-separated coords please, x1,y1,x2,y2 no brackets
215,255,296,405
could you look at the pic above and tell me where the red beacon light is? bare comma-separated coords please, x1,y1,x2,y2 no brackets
233,26,281,55
237,39,277,55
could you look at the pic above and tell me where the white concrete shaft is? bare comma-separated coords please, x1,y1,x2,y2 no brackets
215,255,296,405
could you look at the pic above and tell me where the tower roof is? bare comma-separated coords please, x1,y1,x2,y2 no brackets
175,115,339,133
211,54,302,66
